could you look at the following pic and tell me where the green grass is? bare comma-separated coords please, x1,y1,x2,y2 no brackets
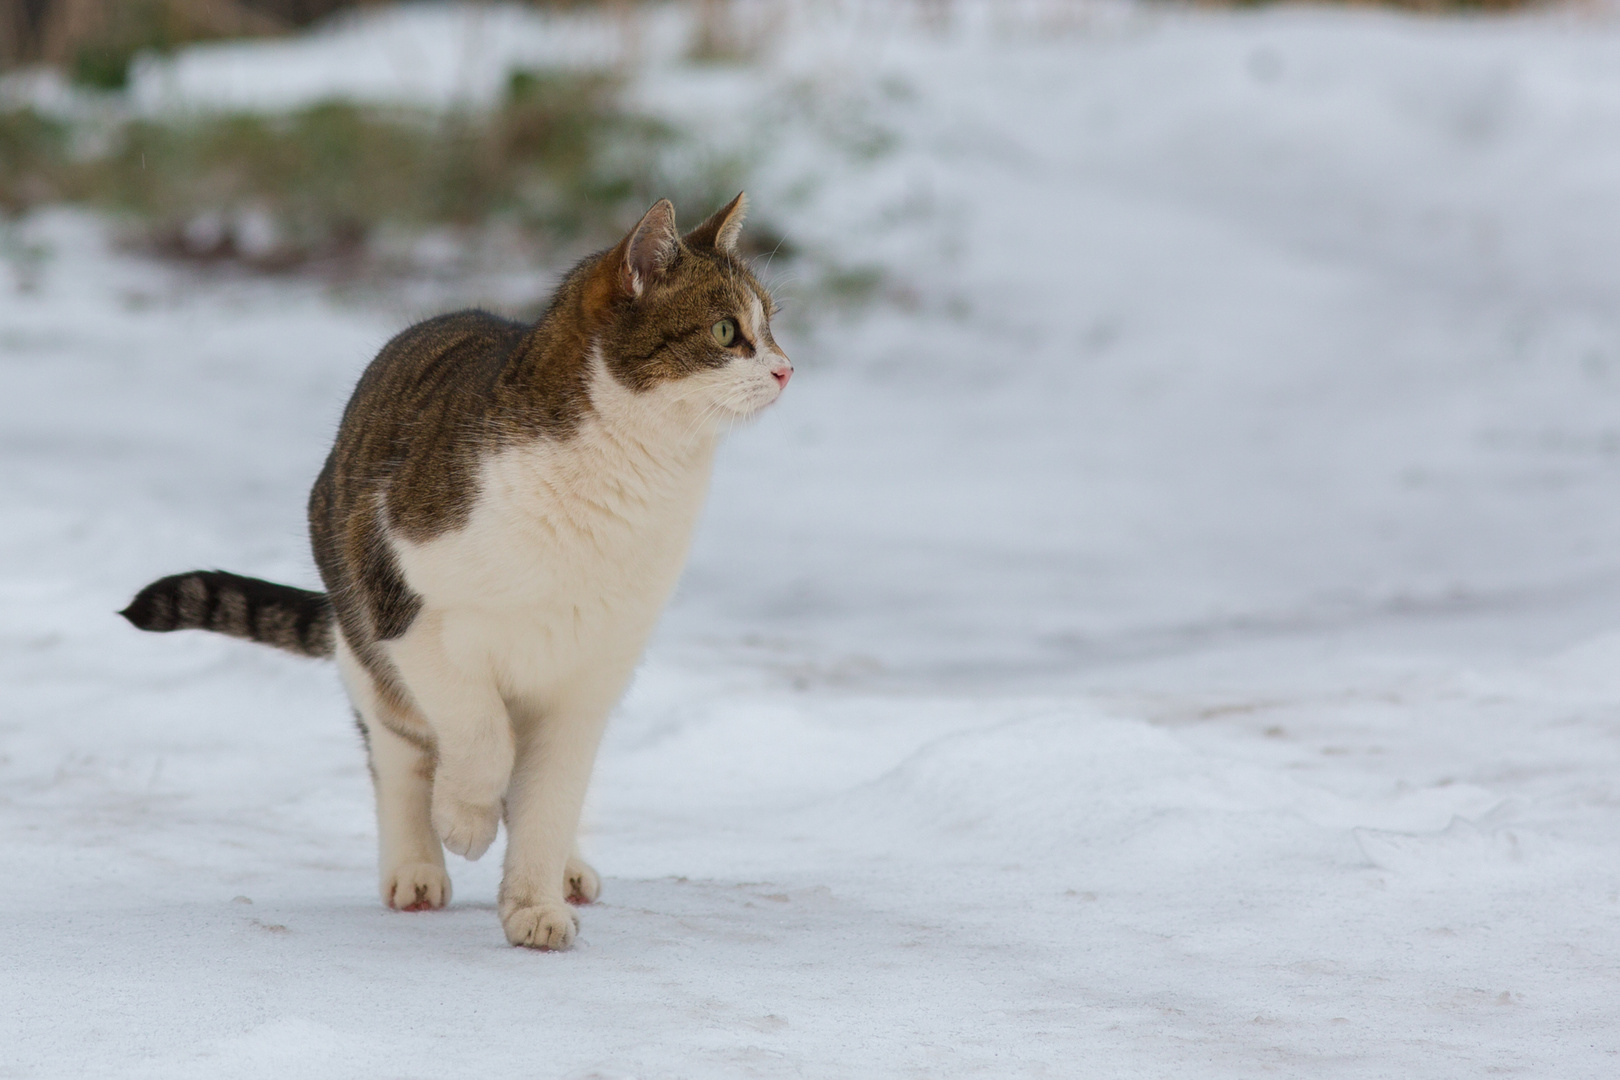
0,108,70,216
4,68,756,273
64,0,278,91
2,60,881,310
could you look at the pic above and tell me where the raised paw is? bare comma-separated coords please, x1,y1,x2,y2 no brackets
501,901,580,950
382,861,452,911
565,854,601,905
432,796,500,860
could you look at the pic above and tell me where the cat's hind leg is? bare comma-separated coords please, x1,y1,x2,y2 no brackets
386,614,513,862
339,641,451,911
566,846,601,905
363,712,452,910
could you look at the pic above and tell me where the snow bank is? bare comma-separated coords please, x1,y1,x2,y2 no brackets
129,2,639,113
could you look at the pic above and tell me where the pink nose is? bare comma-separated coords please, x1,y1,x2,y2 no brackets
772,363,793,389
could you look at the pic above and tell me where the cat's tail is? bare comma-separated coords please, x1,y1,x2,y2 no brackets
121,570,336,659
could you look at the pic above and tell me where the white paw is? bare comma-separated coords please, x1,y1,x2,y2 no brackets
565,855,601,905
501,901,579,950
382,862,451,911
432,796,500,860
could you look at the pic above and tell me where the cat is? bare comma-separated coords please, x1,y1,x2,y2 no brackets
121,194,791,950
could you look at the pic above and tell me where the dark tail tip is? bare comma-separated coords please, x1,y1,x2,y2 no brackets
120,578,181,632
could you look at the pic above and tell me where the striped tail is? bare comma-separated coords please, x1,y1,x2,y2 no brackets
121,570,336,659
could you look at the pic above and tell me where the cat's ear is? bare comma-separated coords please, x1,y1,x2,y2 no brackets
620,199,680,299
684,192,748,254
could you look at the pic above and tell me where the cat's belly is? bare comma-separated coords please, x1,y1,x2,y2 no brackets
389,437,710,704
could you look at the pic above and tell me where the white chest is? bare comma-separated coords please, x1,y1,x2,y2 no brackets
390,415,716,696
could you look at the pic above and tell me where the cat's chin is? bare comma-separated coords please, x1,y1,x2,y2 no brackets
669,375,783,431
718,391,783,425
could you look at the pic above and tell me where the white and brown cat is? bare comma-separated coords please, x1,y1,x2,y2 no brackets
123,195,791,950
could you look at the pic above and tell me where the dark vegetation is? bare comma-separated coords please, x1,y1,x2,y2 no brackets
0,69,758,273
0,0,358,89
0,2,789,275
0,0,1551,93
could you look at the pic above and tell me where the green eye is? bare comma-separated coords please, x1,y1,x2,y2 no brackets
712,318,737,347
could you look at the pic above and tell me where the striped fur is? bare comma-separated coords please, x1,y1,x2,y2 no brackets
121,570,335,659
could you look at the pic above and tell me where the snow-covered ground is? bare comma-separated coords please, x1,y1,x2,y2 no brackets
5,2,1620,1076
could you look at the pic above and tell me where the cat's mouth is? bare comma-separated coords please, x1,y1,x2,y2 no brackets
736,357,792,416
702,366,789,422
734,378,788,418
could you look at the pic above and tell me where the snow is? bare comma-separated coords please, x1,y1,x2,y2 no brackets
5,2,1620,1076
127,3,637,113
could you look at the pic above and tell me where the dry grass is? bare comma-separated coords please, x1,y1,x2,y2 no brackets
2,0,290,87
0,65,761,276
0,106,68,215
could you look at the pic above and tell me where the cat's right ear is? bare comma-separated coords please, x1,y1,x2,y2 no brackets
620,199,679,299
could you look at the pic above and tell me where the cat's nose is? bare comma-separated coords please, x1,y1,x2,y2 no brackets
771,360,793,389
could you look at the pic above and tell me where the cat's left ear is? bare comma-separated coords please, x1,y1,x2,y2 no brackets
621,199,680,299
683,192,748,254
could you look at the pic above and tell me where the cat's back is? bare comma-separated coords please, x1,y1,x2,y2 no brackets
311,309,529,537
344,309,526,436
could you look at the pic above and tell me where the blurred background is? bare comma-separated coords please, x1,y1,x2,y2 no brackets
7,0,1620,683
5,2,1620,1076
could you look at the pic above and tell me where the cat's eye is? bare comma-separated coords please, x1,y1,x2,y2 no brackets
711,318,737,348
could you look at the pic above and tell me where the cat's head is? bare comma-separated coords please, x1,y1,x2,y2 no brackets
587,195,791,429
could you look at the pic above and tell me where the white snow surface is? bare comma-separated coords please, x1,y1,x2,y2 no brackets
5,2,1620,1076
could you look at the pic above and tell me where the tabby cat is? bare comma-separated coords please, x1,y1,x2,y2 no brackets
122,195,791,950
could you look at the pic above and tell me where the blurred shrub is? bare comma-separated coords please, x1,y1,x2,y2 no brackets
0,107,69,215
0,1,380,78
1,0,285,88
62,69,742,271
98,102,428,265
2,2,635,79
72,1,271,89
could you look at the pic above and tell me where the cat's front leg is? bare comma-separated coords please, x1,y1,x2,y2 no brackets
387,620,514,861
499,695,613,950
